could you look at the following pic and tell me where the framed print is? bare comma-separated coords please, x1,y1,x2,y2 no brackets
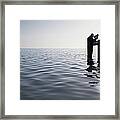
0,0,119,119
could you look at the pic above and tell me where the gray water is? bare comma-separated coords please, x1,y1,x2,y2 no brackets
20,48,100,100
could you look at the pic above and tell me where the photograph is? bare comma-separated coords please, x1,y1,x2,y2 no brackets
20,20,100,100
1,1,118,118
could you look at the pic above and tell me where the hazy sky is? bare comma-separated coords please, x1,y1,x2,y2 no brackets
20,20,100,48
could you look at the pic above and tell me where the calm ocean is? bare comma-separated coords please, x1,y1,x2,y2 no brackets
20,48,100,100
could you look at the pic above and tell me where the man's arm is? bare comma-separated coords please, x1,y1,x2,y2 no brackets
93,39,99,45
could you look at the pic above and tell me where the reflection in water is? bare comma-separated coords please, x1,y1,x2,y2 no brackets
20,48,100,100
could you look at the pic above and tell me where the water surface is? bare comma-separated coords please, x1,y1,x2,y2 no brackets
20,48,100,100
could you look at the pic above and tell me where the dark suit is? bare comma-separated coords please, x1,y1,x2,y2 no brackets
87,35,94,65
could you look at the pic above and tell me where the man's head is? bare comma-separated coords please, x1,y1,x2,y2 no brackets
96,34,99,37
91,33,94,37
94,34,99,39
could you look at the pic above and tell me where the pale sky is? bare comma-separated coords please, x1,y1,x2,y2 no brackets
20,20,100,48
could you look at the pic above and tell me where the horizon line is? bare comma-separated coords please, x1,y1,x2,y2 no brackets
20,47,86,49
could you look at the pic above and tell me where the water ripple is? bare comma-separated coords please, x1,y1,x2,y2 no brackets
20,48,100,100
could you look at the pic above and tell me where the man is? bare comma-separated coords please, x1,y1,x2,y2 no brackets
87,34,99,72
87,33,94,66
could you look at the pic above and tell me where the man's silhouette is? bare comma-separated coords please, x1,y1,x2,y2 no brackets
87,33,94,65
87,33,100,72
